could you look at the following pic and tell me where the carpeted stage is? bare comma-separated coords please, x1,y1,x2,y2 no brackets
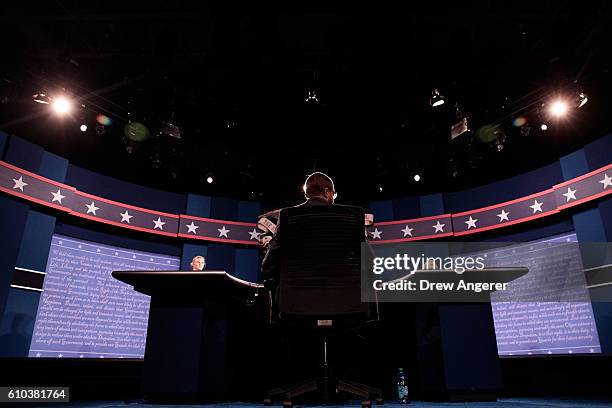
27,398,612,408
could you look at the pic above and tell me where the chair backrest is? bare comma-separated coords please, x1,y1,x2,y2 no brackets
278,204,367,318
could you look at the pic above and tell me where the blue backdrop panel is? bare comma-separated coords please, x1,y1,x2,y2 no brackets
369,200,393,222
186,193,212,217
181,243,209,271
15,211,57,272
419,194,445,217
237,200,261,223
4,135,44,173
584,133,612,170
64,164,185,214
235,248,259,282
210,197,238,220
207,244,236,275
0,131,8,158
0,197,30,327
599,199,612,241
560,149,590,179
0,288,40,357
392,196,421,220
38,151,69,183
444,162,563,213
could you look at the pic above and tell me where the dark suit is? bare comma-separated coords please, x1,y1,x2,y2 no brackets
261,196,332,287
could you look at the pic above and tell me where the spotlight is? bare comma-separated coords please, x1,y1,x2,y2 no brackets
414,174,421,182
430,89,445,107
575,92,588,108
541,124,548,131
378,185,383,192
549,100,568,117
206,176,214,184
32,92,51,104
80,124,87,132
304,89,320,104
51,96,72,115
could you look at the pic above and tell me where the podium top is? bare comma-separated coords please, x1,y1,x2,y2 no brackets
112,270,264,303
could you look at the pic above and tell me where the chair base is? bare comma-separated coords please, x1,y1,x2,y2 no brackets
265,376,383,407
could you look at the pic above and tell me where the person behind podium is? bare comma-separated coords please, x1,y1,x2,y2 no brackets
190,255,206,271
261,171,336,291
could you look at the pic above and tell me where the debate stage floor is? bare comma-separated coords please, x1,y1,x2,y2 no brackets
32,399,612,408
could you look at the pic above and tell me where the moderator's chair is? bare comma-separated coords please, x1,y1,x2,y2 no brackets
264,205,383,408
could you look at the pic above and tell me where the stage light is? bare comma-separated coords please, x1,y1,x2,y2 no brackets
575,92,588,108
541,124,548,131
549,100,568,117
32,92,51,104
80,124,87,132
430,89,445,107
378,185,383,192
207,176,214,184
414,174,421,182
512,117,527,127
96,114,112,126
52,96,72,115
304,89,320,104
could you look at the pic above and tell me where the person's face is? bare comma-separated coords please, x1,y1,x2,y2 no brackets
191,258,205,271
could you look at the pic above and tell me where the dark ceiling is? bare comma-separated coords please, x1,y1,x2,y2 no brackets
1,2,611,208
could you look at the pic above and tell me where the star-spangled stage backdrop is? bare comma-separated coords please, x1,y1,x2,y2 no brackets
0,160,610,245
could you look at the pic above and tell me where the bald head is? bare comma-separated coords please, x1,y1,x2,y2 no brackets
303,172,336,203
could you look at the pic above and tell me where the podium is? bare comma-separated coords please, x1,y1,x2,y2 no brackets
114,267,528,402
112,270,265,402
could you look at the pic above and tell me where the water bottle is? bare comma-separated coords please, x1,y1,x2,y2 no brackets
396,367,409,404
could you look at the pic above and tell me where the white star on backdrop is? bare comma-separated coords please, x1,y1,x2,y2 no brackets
153,217,165,230
12,176,28,191
86,201,99,215
401,225,413,237
218,226,230,238
465,216,478,229
529,199,543,213
248,228,261,240
51,189,65,204
562,187,577,202
497,209,510,222
186,221,199,234
432,221,445,233
120,210,133,223
370,228,382,239
599,173,612,189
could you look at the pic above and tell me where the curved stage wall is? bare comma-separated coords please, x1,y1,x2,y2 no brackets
0,130,610,357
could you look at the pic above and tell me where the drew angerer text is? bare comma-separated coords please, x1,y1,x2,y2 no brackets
372,279,508,293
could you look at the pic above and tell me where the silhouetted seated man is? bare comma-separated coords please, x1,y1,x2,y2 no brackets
261,171,337,292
